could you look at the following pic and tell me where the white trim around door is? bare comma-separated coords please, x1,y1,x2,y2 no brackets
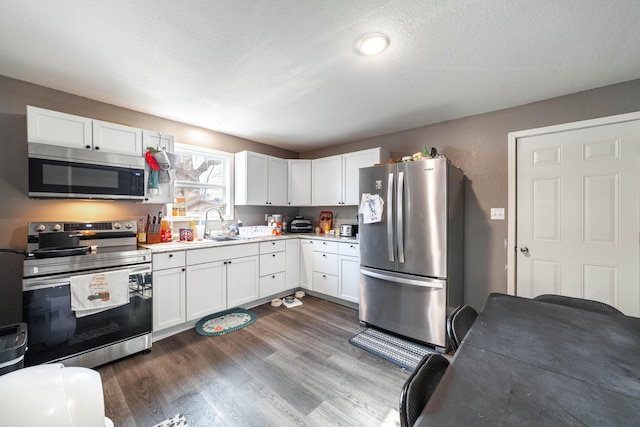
507,111,640,296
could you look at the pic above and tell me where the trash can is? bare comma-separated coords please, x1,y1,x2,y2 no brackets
0,323,27,376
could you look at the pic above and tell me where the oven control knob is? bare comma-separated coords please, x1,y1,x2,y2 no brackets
113,223,121,229
35,224,46,232
124,222,133,229
50,224,61,231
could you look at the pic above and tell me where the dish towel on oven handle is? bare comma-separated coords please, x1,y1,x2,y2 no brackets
70,269,130,318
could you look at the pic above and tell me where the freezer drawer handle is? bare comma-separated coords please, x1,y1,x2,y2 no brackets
360,268,444,289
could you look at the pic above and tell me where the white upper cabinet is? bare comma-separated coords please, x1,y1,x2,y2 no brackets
235,151,288,206
312,154,343,206
312,148,388,206
27,105,145,157
27,106,92,149
287,159,312,206
92,120,143,156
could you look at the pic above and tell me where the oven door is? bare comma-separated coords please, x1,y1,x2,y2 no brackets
28,157,145,200
22,264,152,366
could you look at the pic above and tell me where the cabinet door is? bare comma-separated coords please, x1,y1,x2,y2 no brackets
339,256,361,303
343,148,385,205
312,155,343,205
186,261,226,321
299,240,314,290
152,267,186,331
92,120,143,156
235,151,269,205
268,156,288,205
259,272,286,298
227,255,259,308
142,131,175,204
313,272,338,297
287,159,312,206
285,239,300,290
27,106,92,149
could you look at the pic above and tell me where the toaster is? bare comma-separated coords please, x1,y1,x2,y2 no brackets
340,224,358,237
289,216,313,233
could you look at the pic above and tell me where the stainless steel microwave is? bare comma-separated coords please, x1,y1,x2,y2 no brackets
28,143,145,200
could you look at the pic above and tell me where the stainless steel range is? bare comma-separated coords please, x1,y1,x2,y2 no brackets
22,220,152,368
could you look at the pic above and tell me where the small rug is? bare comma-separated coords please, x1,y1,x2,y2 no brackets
349,328,439,371
195,307,257,336
153,413,188,427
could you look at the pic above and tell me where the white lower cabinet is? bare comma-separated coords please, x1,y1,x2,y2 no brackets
299,239,314,290
312,240,339,297
188,243,259,312
285,239,300,290
226,255,260,307
338,242,360,303
186,260,226,321
259,240,286,298
152,251,186,331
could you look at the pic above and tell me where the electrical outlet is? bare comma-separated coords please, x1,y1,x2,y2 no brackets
491,208,505,220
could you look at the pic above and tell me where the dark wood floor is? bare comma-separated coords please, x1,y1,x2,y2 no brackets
98,296,410,426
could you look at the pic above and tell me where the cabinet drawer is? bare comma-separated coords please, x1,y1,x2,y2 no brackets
312,272,338,297
259,271,286,298
187,243,259,265
152,251,185,270
313,252,338,275
259,239,286,254
338,242,360,257
313,240,338,254
259,251,286,275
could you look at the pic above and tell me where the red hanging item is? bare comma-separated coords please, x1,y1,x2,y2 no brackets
145,150,161,171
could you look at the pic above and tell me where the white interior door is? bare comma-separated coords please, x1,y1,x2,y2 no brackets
516,120,640,316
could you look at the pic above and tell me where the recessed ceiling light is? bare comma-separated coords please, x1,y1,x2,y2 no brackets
354,33,390,56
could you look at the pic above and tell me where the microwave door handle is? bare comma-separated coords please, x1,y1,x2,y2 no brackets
397,171,405,264
387,172,395,262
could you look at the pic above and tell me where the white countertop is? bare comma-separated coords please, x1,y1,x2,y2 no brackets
139,232,358,253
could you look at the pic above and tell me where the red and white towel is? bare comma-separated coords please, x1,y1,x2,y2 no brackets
70,269,130,318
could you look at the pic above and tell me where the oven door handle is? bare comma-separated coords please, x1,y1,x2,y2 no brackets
23,265,151,291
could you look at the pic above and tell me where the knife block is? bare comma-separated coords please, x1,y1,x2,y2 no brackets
146,224,162,244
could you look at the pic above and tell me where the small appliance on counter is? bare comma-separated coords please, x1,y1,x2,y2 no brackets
289,216,313,233
340,224,358,237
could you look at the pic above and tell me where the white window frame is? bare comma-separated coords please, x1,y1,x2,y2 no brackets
172,142,234,220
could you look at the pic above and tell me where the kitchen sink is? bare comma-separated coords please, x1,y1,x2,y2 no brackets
206,236,240,242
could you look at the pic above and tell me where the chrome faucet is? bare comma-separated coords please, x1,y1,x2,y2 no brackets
203,207,227,239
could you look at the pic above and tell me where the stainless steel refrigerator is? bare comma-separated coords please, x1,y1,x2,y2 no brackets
358,156,464,351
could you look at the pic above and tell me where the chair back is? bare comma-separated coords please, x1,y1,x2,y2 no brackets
533,294,623,314
447,305,478,351
399,353,449,427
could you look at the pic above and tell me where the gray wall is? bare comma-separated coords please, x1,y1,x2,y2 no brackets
301,78,640,310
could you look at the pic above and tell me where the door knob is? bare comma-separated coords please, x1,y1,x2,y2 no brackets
520,246,529,254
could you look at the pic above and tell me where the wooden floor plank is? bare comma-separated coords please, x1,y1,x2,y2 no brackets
98,296,409,426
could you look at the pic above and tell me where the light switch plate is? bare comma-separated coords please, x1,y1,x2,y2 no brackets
491,208,505,220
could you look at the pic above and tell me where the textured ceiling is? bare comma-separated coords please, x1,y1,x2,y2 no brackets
1,0,640,152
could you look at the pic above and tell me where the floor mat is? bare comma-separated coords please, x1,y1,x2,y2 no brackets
153,413,188,427
195,307,257,336
349,328,439,371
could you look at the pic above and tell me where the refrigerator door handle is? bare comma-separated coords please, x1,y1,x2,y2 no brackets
360,268,444,289
387,172,395,262
397,171,405,263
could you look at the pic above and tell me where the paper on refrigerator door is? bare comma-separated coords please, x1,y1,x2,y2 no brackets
359,193,384,224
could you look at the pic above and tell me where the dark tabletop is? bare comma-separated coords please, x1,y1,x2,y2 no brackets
416,293,640,426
